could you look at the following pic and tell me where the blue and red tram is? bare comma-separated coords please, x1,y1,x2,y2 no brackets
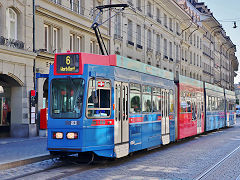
47,52,236,158
204,83,225,131
225,89,236,127
177,76,204,139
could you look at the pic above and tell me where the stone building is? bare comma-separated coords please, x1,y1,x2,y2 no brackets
0,0,36,137
0,0,238,137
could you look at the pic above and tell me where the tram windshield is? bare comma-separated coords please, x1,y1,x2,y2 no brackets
51,78,84,119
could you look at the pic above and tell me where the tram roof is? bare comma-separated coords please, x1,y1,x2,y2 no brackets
205,82,224,93
179,75,203,88
225,89,236,97
116,55,174,81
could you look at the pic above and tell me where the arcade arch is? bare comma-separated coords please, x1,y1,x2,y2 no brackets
0,74,22,137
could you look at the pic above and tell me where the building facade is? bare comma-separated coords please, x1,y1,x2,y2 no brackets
0,0,238,137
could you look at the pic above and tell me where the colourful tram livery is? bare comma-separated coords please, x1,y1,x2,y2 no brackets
47,52,236,159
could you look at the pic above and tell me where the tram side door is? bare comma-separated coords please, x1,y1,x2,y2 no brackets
197,100,202,134
161,89,170,145
114,82,129,158
226,100,230,127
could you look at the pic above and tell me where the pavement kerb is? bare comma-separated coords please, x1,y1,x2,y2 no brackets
0,154,51,171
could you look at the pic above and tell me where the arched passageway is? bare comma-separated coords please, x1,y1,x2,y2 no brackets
0,74,22,137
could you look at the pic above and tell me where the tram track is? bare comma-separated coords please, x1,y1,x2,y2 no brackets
3,147,166,180
194,144,240,180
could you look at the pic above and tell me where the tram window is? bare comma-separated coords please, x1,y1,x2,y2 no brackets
187,101,191,112
130,83,141,113
217,98,221,111
208,96,212,111
51,78,84,119
180,92,187,113
206,96,209,111
215,97,218,110
219,99,224,110
153,87,161,112
169,90,174,113
87,79,111,118
142,85,152,113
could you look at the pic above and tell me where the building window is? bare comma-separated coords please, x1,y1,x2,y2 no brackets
197,55,199,66
164,14,167,28
156,8,161,23
147,30,151,49
185,50,187,61
200,56,202,67
6,8,17,39
176,22,179,35
53,28,59,53
136,25,141,46
181,48,184,60
190,51,192,64
194,53,196,65
115,14,121,37
176,45,179,61
164,38,167,58
51,0,62,4
156,34,160,53
78,0,84,15
76,36,82,52
147,1,152,17
169,18,173,31
70,34,74,52
70,0,76,11
93,0,102,23
128,19,133,42
136,0,142,11
90,40,94,53
197,36,199,48
194,34,196,46
169,42,172,60
44,25,49,51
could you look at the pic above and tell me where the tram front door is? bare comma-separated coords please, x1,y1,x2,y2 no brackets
114,82,129,158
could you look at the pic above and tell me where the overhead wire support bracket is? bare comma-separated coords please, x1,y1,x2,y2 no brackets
90,4,129,55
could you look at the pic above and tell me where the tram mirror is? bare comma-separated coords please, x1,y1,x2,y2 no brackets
91,91,98,104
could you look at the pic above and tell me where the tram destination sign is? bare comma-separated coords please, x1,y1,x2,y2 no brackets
56,54,80,74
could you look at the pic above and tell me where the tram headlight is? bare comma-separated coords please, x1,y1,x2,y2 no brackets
53,132,63,139
66,132,78,139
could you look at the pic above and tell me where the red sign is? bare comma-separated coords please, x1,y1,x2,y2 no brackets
30,90,36,97
98,81,105,87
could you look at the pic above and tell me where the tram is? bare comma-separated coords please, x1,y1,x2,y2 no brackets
47,52,236,158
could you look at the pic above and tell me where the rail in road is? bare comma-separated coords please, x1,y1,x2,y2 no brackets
194,144,240,180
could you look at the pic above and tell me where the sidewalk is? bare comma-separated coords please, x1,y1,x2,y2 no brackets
0,136,50,170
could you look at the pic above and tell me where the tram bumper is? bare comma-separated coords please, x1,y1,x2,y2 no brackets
47,128,83,153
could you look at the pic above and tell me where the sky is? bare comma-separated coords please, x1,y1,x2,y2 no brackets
199,0,240,84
